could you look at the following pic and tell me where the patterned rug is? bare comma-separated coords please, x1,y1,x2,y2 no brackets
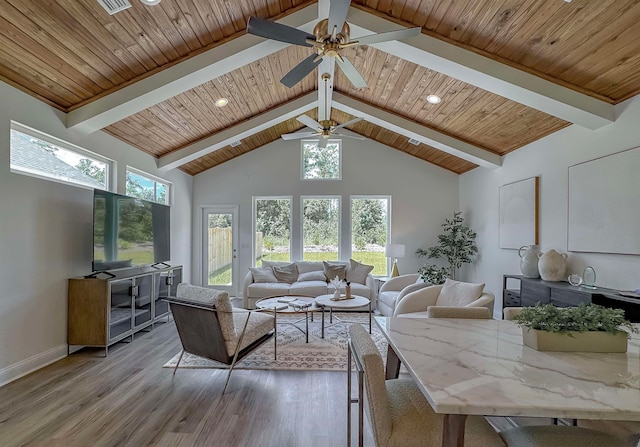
163,312,387,372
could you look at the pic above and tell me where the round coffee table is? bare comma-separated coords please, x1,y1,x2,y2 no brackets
314,294,371,338
255,295,319,345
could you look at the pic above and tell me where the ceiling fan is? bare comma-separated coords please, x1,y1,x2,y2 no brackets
281,74,366,148
246,0,421,88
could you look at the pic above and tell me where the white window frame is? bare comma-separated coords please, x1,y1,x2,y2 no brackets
300,139,342,181
125,166,172,205
252,196,293,266
350,195,392,276
10,121,112,190
301,195,342,260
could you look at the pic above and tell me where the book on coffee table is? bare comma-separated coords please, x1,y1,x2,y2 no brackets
277,297,297,303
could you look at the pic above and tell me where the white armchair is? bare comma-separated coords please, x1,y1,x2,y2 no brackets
393,279,495,318
377,273,430,317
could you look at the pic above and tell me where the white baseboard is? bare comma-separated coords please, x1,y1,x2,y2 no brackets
0,344,68,388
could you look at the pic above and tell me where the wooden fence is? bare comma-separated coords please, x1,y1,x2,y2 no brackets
207,228,264,274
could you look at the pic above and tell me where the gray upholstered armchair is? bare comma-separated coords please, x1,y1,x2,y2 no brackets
377,274,430,317
165,283,275,393
393,279,494,318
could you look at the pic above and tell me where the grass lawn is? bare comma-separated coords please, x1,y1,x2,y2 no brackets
209,251,388,285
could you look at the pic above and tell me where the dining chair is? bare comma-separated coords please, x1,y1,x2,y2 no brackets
346,324,505,447
165,283,275,394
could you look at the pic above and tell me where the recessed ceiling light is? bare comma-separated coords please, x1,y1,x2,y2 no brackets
140,0,161,5
426,94,441,104
215,98,229,107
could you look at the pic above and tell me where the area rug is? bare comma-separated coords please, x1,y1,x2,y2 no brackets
163,312,387,372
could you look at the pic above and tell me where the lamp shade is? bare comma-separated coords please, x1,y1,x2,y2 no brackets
385,244,405,258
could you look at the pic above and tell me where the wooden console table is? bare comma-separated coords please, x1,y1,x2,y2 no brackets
503,275,640,322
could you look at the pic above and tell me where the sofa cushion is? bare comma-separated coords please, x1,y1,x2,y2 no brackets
436,279,485,307
323,261,347,281
262,260,290,269
249,266,278,283
273,263,298,283
295,261,324,273
224,309,274,356
290,281,329,297
247,282,291,298
297,271,327,282
346,259,374,285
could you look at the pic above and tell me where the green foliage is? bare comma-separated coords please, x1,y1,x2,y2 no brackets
208,213,231,228
514,303,638,335
352,199,387,246
416,212,477,281
75,158,106,185
303,198,339,246
417,265,449,285
302,142,340,179
256,199,290,241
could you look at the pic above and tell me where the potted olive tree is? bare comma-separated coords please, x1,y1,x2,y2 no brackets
416,212,478,284
513,303,638,353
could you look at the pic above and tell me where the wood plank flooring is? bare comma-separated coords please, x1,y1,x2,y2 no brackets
0,322,373,447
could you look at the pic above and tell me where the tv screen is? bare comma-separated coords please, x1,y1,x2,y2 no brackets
92,190,170,271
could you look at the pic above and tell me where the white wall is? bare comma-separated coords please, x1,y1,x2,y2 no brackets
0,81,192,385
192,137,460,293
460,95,640,314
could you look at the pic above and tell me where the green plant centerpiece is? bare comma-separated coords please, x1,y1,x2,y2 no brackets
513,303,638,353
416,211,477,284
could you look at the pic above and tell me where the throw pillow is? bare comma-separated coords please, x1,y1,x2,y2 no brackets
346,259,374,285
436,279,485,307
273,263,299,284
262,260,290,269
297,271,327,282
249,266,278,283
295,261,324,274
323,261,347,281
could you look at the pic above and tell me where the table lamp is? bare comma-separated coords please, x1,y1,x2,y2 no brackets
385,244,405,277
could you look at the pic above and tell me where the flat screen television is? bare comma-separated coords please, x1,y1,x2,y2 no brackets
92,189,170,272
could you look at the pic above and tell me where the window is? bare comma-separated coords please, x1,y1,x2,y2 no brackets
10,123,110,190
126,168,170,205
351,197,390,276
301,140,341,180
254,197,292,266
302,196,341,261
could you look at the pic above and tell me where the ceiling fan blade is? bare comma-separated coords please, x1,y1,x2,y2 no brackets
281,54,323,88
281,131,320,140
297,114,322,131
333,117,363,130
318,137,329,149
333,133,366,140
336,57,367,89
354,27,421,47
247,17,315,47
328,0,351,39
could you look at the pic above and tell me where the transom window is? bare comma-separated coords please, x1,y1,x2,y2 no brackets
254,197,292,266
126,168,170,205
10,122,110,190
301,140,341,180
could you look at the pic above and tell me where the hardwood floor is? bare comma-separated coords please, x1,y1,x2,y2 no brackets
0,322,373,447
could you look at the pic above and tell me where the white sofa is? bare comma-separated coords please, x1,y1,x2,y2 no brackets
242,260,376,310
377,273,431,317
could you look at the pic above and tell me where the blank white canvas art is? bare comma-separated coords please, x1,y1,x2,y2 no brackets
568,147,640,254
499,177,538,249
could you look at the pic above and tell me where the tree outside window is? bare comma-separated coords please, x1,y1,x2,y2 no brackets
302,140,341,179
254,198,291,265
351,197,389,276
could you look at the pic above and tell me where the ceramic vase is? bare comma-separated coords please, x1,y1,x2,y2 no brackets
518,245,541,278
537,249,568,282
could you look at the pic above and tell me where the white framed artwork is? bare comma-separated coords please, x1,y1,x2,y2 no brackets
568,146,640,254
499,177,539,249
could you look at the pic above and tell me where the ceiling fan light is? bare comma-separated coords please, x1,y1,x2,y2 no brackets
140,0,161,5
215,98,229,107
426,94,441,104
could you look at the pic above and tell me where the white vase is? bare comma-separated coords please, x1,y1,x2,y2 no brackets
518,245,540,278
537,249,568,282
333,289,341,299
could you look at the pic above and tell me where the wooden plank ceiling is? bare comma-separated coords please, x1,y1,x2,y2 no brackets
0,0,639,175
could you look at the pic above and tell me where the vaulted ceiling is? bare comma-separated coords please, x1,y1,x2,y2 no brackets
1,0,639,175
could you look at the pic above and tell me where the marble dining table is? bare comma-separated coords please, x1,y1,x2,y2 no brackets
374,316,640,447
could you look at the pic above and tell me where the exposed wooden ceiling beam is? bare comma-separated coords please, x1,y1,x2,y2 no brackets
157,92,317,171
66,5,319,133
331,92,502,169
347,7,614,130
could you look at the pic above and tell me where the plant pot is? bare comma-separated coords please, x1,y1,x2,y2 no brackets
522,328,628,353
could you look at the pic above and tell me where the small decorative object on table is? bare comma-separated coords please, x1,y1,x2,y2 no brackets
345,281,351,299
518,245,541,278
568,273,583,286
537,249,567,281
513,303,638,353
330,275,342,299
582,266,597,289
